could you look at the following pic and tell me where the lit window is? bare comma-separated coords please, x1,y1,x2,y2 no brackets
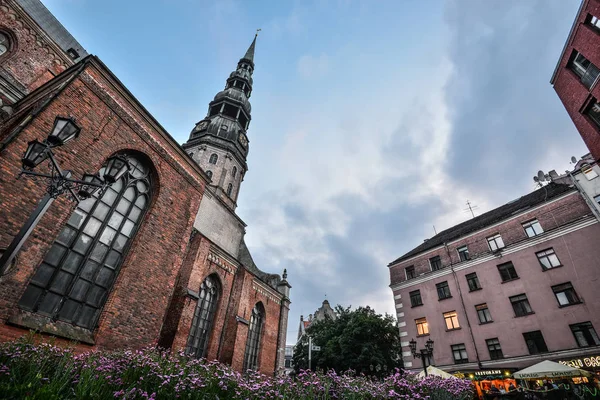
486,234,505,251
451,344,468,364
410,290,422,307
536,248,561,270
552,282,580,307
186,275,220,358
523,330,548,355
581,163,599,180
18,153,152,330
522,219,543,237
510,294,533,317
569,50,600,88
405,266,415,280
476,303,492,324
486,338,503,360
209,154,218,164
436,281,452,300
466,272,481,291
429,256,442,271
497,262,518,282
0,32,9,56
457,246,470,261
416,317,429,336
570,322,600,347
443,311,460,330
243,303,265,371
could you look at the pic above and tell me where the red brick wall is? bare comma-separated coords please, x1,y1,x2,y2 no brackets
553,0,600,160
389,191,589,283
0,61,205,350
0,1,72,100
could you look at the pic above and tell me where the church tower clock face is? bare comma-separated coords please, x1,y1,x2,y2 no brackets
197,121,208,130
238,133,248,148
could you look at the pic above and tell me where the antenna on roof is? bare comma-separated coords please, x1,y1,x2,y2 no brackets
534,170,550,188
433,225,437,235
464,200,478,218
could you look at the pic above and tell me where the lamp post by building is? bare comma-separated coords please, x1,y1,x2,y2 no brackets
409,338,434,377
0,116,130,275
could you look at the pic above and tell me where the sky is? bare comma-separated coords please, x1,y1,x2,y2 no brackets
44,0,588,344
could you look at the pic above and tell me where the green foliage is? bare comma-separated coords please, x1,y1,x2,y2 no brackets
292,305,403,376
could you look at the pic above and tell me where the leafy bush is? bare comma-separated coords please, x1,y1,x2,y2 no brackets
0,336,474,399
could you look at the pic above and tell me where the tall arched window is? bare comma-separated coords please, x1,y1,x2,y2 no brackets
226,183,233,196
209,153,218,164
206,170,213,180
232,166,237,178
243,303,265,371
185,275,220,358
0,32,10,57
18,153,152,330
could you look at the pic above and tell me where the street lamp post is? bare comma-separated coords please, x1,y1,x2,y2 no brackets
0,116,130,275
409,338,434,377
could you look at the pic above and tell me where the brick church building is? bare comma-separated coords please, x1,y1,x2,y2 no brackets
0,0,290,375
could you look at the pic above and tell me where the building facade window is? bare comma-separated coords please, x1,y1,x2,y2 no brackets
466,272,481,291
585,99,600,129
18,153,152,330
416,317,429,336
0,32,10,57
570,322,600,347
476,303,492,324
209,153,218,164
497,262,519,282
410,290,423,307
486,338,503,360
487,234,505,251
232,166,237,177
523,219,543,237
436,281,452,300
443,311,460,330
206,170,213,180
185,275,220,358
582,163,599,180
588,14,600,30
243,303,265,371
552,282,580,307
569,50,600,89
523,330,548,355
457,245,470,261
536,248,561,270
595,194,600,205
510,294,533,317
429,256,442,271
451,344,468,364
226,183,233,196
405,266,415,280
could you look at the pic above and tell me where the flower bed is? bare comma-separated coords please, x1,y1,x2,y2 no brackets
0,337,474,399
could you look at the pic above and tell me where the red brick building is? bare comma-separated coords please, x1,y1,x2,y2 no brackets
388,182,600,381
552,0,600,160
0,0,290,375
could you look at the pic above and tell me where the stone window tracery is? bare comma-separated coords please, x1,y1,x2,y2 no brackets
18,153,152,330
0,32,11,57
186,275,220,358
209,154,218,164
243,303,264,371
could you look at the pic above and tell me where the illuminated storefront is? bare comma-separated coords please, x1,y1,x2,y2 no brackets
454,369,517,399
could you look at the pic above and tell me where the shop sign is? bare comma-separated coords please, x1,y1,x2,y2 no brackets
474,370,502,376
558,356,600,369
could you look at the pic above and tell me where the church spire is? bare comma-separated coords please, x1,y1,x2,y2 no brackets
182,33,259,210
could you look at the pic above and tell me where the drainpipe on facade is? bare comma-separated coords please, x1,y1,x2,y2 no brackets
444,243,483,369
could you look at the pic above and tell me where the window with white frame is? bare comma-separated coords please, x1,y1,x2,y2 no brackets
522,219,543,237
486,234,504,251
536,248,561,270
569,50,600,89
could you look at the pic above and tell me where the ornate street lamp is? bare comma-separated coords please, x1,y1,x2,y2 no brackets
410,338,435,377
0,116,129,274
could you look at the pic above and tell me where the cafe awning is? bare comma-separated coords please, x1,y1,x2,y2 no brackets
513,360,593,379
416,366,458,380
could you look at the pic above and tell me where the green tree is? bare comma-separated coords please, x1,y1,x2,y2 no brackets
292,306,403,377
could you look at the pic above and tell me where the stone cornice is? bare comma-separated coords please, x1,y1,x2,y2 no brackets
252,278,283,303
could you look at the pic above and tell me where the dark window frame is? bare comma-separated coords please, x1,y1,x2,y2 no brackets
243,303,265,371
436,281,452,300
457,245,470,262
510,294,534,317
486,338,503,360
487,234,505,251
405,266,415,280
429,256,442,271
568,50,600,89
536,248,562,270
570,321,600,348
185,275,221,358
466,272,481,291
476,303,493,324
209,153,218,164
497,262,519,282
523,330,548,355
410,290,423,307
451,343,468,364
522,219,543,238
552,282,581,307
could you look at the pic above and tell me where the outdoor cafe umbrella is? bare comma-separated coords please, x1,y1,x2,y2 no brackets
513,360,592,379
416,366,458,380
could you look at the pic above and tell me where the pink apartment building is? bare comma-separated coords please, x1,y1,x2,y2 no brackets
388,182,600,377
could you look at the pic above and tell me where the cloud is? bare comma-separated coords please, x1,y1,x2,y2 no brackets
297,53,330,79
